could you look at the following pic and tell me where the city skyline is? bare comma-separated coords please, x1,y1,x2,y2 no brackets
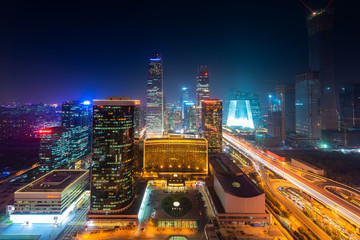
0,1,359,106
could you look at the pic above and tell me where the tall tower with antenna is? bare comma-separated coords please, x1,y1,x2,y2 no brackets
307,8,337,131
298,0,338,131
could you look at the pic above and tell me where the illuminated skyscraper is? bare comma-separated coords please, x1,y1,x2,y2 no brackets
181,87,189,104
307,9,337,130
90,97,139,214
37,127,71,173
295,71,321,141
61,101,91,161
202,99,222,153
196,66,210,131
180,87,189,119
183,101,197,133
146,52,163,138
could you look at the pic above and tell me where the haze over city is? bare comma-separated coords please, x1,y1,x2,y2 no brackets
0,0,359,105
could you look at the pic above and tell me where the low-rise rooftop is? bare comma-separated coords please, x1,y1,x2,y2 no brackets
17,169,88,193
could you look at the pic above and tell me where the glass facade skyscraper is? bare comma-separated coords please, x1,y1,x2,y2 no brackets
61,101,91,161
196,66,210,131
202,99,222,153
90,97,139,214
295,71,321,141
340,82,360,131
146,52,163,138
307,9,337,131
37,126,71,173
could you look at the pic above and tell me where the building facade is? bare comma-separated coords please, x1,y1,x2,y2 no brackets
307,9,338,131
61,100,91,161
224,90,263,129
202,100,222,153
144,135,208,174
196,66,210,131
340,82,360,131
295,71,321,141
11,169,89,223
146,52,164,138
37,126,71,173
183,101,197,133
90,97,139,214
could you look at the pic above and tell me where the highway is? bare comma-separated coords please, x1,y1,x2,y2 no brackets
223,132,360,228
256,157,331,240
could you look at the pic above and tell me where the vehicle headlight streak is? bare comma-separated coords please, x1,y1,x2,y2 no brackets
223,133,360,227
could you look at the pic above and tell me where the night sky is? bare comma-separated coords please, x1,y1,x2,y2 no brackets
0,0,359,106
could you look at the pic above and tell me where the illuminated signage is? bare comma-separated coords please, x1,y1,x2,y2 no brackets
47,195,60,198
38,129,52,134
82,100,91,105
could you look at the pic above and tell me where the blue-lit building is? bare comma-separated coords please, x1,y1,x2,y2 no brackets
146,52,164,138
61,101,91,161
183,101,197,133
37,127,71,173
90,97,138,215
224,90,263,129
180,87,189,119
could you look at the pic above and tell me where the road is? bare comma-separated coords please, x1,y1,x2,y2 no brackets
223,132,360,228
255,156,332,240
268,179,332,240
55,197,90,240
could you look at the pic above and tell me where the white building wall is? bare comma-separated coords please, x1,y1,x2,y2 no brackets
213,175,226,210
225,193,265,214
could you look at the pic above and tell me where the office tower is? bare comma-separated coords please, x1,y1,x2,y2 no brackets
340,82,360,130
196,66,210,131
307,9,337,130
90,97,139,214
224,90,263,129
202,99,222,153
267,97,282,139
61,101,90,161
295,71,321,141
183,101,196,133
146,52,163,138
37,127,71,173
180,87,189,119
275,85,296,139
181,87,189,105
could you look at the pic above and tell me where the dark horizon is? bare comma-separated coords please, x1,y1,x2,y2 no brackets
0,0,359,106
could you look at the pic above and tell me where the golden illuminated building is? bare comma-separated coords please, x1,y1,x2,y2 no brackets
144,135,208,174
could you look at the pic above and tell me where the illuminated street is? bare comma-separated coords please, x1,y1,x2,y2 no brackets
224,131,360,236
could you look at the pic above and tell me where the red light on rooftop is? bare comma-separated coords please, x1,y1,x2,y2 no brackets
38,129,52,134
204,100,218,104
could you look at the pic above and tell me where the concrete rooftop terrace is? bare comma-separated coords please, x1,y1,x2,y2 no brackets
17,169,88,193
